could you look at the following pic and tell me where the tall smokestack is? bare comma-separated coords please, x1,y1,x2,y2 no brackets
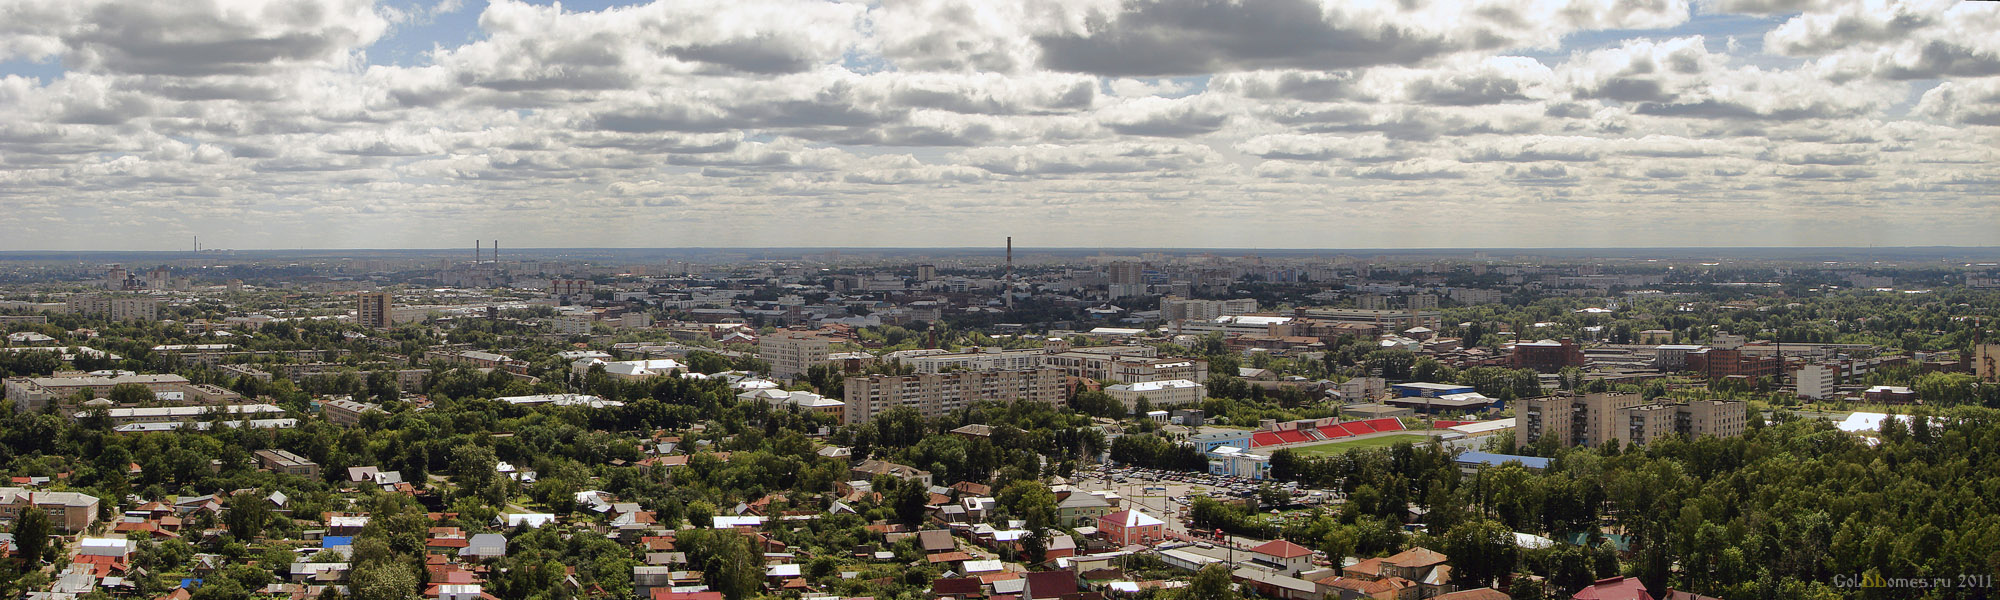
493,240,498,264
1005,237,1014,309
476,240,482,263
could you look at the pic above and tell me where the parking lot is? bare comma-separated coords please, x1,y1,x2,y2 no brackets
1069,465,1345,547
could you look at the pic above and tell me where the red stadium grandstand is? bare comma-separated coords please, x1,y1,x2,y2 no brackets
1367,418,1405,431
1251,432,1284,448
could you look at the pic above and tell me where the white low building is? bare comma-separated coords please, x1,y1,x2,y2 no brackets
496,394,624,408
1104,379,1204,408
738,389,846,420
1207,446,1271,480
571,358,690,380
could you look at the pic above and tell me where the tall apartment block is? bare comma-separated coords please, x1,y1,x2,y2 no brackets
761,331,831,379
842,368,1065,424
1516,391,1748,448
65,295,159,322
357,292,393,329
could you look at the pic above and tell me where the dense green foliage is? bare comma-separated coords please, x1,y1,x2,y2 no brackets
1263,406,2000,598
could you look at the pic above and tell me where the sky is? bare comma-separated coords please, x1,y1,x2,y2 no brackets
0,0,1996,251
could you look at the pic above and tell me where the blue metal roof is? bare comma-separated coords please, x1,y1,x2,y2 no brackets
1455,451,1552,470
322,536,354,547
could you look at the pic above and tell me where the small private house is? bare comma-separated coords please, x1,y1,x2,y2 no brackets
1247,539,1315,575
1096,509,1165,546
1056,491,1113,526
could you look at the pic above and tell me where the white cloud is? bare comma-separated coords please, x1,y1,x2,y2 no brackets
0,0,1992,249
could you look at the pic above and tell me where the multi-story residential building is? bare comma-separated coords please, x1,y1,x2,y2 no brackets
1293,307,1442,331
1107,356,1208,384
1107,262,1146,299
761,331,830,380
0,488,101,532
1446,287,1507,305
1043,346,1187,383
1796,363,1836,400
65,295,159,322
255,449,321,479
323,398,384,426
1975,344,2000,383
5,373,194,413
898,347,1044,374
1160,297,1258,322
553,313,595,336
1516,392,1747,448
842,368,1064,424
356,292,393,329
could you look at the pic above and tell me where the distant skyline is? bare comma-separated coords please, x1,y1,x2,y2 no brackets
1,0,1996,250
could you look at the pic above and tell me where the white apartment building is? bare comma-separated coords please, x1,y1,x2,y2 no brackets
1796,363,1836,400
761,332,831,379
1161,297,1259,322
842,369,1064,424
553,313,596,336
65,295,159,322
898,347,1044,374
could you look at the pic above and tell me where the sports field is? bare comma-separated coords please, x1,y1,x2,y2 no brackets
1287,433,1430,456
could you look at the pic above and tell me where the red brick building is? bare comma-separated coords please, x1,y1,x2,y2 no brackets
1686,348,1784,380
1509,338,1586,372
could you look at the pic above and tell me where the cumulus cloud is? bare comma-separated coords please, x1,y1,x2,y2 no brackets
1917,78,2000,126
0,0,1992,249
52,0,388,76
1031,0,1689,76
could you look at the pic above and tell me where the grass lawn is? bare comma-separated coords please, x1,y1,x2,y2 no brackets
1287,433,1431,456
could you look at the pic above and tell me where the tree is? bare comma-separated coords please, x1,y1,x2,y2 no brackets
686,501,716,529
190,577,250,600
893,481,929,527
223,492,271,541
1000,481,1058,563
450,444,498,495
12,507,50,565
349,560,419,600
1179,564,1240,600
680,529,760,600
108,383,155,405
1366,349,1416,380
1510,577,1551,600
1131,395,1153,418
1441,519,1519,589
1070,389,1124,419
